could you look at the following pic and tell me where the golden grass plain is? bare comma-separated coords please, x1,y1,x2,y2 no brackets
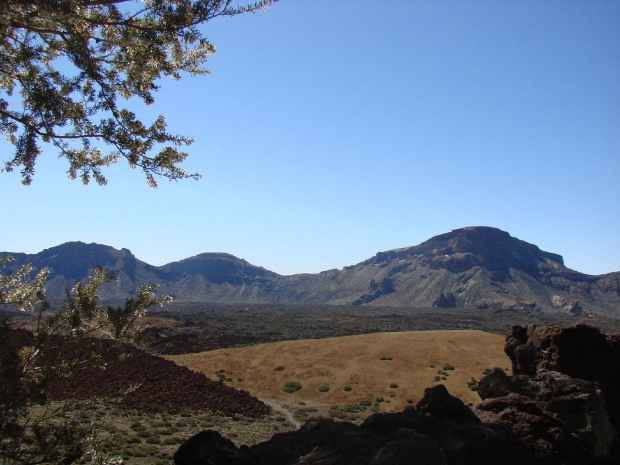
168,330,511,412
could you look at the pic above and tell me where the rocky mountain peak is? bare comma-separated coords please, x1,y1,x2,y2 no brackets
365,227,564,276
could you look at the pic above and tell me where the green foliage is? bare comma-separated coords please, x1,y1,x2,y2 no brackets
0,258,171,464
274,365,285,371
467,377,479,391
443,363,455,371
282,381,302,393
343,385,352,392
1,0,276,187
389,383,399,389
318,385,330,393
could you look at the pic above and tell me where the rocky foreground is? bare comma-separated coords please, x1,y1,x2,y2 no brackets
1,328,269,417
174,324,620,465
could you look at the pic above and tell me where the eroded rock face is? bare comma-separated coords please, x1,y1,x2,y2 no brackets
475,369,614,461
475,324,620,463
504,324,620,427
174,324,620,465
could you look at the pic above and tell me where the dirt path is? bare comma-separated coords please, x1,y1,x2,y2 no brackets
260,398,300,429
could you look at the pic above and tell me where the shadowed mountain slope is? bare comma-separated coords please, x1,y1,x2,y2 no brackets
2,227,618,317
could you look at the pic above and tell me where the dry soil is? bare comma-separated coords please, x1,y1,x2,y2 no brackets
168,330,511,411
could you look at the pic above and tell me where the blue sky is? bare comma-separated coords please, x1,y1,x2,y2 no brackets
1,0,619,276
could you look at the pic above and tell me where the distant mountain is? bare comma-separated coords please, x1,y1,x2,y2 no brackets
2,227,619,318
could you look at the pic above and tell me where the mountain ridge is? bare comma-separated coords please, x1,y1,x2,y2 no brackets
2,227,618,318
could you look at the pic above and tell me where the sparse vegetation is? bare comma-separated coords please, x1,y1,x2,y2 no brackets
467,378,479,391
282,381,303,393
318,385,330,392
343,385,353,392
274,365,285,371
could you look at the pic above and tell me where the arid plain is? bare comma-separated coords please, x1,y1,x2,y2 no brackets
168,330,511,410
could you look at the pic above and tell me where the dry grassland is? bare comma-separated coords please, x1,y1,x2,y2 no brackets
168,330,511,411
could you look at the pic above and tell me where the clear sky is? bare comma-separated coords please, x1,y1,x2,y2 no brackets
1,0,619,276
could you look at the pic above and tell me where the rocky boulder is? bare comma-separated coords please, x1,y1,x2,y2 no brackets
175,385,533,465
504,324,620,426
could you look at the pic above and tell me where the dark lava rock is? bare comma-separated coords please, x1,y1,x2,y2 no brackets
475,324,620,463
505,324,620,427
0,329,269,417
176,386,531,465
174,430,256,465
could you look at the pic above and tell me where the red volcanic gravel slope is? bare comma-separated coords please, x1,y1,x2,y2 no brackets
2,330,269,418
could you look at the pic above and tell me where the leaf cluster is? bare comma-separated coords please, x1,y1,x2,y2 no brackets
0,0,275,186
0,258,172,464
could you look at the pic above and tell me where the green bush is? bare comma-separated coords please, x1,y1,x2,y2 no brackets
282,381,302,393
467,377,479,391
443,363,455,371
389,383,399,389
318,385,330,392
274,365,285,371
343,385,352,392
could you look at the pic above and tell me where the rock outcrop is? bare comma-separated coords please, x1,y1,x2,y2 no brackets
174,324,620,465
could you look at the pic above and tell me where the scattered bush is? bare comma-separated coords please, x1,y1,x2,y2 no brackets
389,383,399,389
274,365,285,371
443,363,455,371
379,356,392,361
318,385,330,392
343,385,352,392
282,381,302,393
467,377,479,391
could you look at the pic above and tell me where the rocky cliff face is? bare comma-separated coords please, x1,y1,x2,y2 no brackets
173,324,620,465
2,227,618,317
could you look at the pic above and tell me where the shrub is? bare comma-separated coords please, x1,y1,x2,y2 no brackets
274,365,285,371
343,385,352,392
379,356,392,361
282,381,302,393
467,377,479,391
318,385,330,392
443,363,455,371
390,383,399,389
